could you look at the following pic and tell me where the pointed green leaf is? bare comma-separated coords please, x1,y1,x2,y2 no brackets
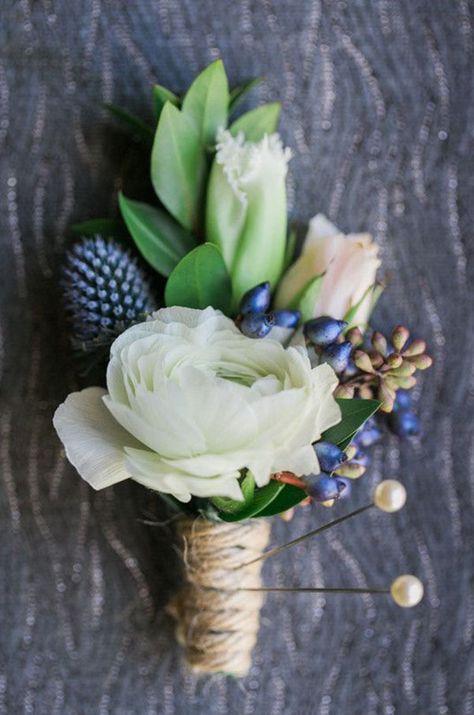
256,484,306,517
297,275,325,322
229,77,262,114
151,102,206,231
164,243,232,313
105,103,153,144
322,398,381,449
71,218,126,237
286,273,325,321
212,471,255,515
219,480,286,522
119,193,196,277
283,225,298,270
182,60,229,145
152,84,179,120
230,102,281,141
343,282,384,328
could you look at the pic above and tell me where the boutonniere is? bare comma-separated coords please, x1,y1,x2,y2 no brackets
54,61,431,677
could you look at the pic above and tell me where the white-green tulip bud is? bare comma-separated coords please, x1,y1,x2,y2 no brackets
206,128,292,310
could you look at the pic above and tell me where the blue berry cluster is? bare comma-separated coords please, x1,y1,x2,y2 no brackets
62,236,156,349
238,282,300,338
387,390,421,437
303,316,351,373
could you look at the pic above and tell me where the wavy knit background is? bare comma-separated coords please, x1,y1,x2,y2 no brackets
1,1,473,713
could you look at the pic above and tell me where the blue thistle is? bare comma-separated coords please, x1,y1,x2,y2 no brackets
62,235,156,351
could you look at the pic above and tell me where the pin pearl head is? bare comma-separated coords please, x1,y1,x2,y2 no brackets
374,479,407,512
390,575,424,608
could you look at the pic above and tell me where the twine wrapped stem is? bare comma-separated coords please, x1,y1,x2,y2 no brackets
167,516,271,677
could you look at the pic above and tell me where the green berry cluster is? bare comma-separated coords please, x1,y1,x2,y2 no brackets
336,325,432,412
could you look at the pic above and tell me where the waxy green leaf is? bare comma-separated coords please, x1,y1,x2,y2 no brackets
322,398,381,450
151,102,206,231
119,193,196,277
283,225,298,270
230,102,281,141
229,77,262,114
287,273,325,321
152,84,179,120
71,218,126,237
256,484,306,517
105,103,153,144
212,472,256,515
164,243,232,313
182,59,229,145
219,480,287,522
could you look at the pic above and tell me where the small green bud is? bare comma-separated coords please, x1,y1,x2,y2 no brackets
359,384,375,400
353,350,375,373
335,462,366,479
391,325,410,352
386,353,403,369
406,354,433,370
378,381,396,412
369,351,384,369
395,376,417,390
344,444,357,460
335,383,355,399
347,327,364,347
387,361,417,378
371,331,388,355
402,339,426,357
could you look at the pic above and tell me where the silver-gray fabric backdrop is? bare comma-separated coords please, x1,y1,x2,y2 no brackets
1,1,473,713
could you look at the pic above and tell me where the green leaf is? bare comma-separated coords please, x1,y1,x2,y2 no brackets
152,84,179,120
105,103,153,144
322,398,381,450
287,273,325,321
164,243,232,313
283,225,298,270
256,484,306,517
343,282,384,328
219,480,286,522
369,282,384,316
71,218,125,237
151,102,206,231
229,77,262,114
181,60,229,145
230,102,281,141
118,193,196,277
212,472,255,515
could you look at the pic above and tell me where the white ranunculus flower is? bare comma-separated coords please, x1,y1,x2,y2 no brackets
276,214,381,328
54,307,341,502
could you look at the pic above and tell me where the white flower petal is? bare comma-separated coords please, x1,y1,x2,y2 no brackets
53,387,138,489
125,447,243,502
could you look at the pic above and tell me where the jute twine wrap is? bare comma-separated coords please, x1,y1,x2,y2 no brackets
167,516,271,677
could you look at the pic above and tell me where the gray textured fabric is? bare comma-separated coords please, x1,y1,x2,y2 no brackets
1,1,473,713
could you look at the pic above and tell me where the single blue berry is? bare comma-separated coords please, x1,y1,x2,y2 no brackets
62,235,156,350
271,309,301,329
239,312,275,339
352,448,370,468
320,341,352,373
393,389,413,411
335,476,352,499
239,282,271,315
314,441,347,472
304,316,347,347
388,410,421,437
307,473,347,502
353,417,382,448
